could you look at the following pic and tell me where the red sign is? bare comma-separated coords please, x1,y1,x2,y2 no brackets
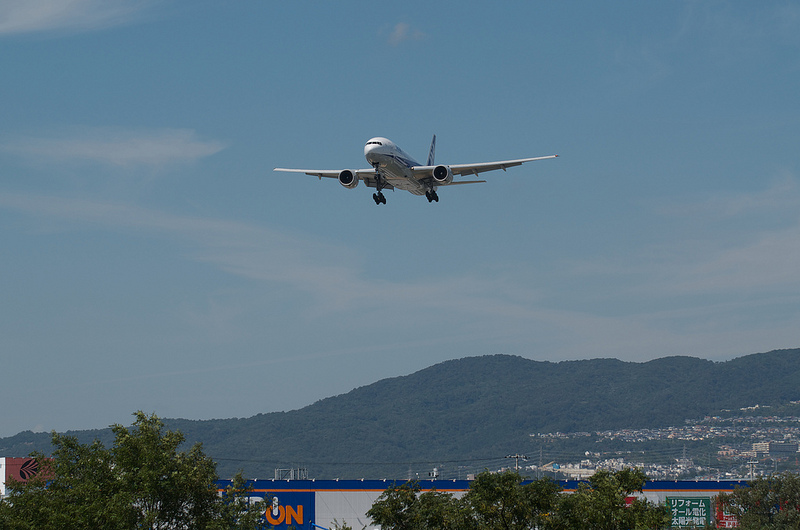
4,458,42,483
716,498,739,528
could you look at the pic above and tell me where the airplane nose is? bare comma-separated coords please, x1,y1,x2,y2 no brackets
364,138,388,165
364,142,380,164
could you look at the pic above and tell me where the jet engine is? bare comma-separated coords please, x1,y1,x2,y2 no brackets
432,165,453,184
338,170,359,189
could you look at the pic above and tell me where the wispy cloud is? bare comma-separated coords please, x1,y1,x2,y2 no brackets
662,174,800,219
0,192,366,304
0,191,625,360
0,192,528,319
0,192,572,342
538,176,800,358
0,0,154,36
676,223,800,294
1,127,226,168
653,177,800,294
2,183,799,364
387,22,425,47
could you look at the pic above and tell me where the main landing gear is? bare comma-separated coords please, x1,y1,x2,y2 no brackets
425,190,439,203
372,169,389,205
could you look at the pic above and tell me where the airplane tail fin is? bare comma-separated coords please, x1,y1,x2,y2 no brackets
426,134,436,166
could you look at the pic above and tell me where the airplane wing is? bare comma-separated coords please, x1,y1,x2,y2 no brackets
272,168,393,189
411,155,558,180
273,168,374,179
449,155,558,176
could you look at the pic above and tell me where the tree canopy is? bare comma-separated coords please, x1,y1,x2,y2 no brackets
555,468,668,530
368,469,670,530
0,412,268,530
718,472,800,529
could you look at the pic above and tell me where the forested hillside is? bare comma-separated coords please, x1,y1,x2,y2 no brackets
2,348,799,478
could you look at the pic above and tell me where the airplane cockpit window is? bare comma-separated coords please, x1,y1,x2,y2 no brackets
367,141,383,146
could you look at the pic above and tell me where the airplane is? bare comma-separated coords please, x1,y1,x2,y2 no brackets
274,136,557,205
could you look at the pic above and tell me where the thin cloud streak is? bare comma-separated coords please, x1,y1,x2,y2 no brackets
570,176,800,297
0,0,153,36
653,177,800,294
0,192,539,322
1,128,226,168
0,192,594,342
2,186,798,363
659,174,800,219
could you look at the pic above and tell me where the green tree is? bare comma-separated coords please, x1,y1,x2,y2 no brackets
366,469,671,530
718,472,800,529
367,481,422,530
368,471,561,530
0,412,267,530
212,472,270,530
554,468,669,530
367,482,469,530
464,470,561,530
0,432,137,529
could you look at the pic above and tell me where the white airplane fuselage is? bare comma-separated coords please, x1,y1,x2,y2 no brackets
364,137,429,195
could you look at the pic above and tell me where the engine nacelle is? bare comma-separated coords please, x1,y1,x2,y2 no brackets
432,165,453,184
338,169,359,189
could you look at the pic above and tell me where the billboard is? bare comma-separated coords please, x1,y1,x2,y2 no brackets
1,457,46,496
715,498,739,528
4,457,41,483
251,489,315,529
667,496,711,528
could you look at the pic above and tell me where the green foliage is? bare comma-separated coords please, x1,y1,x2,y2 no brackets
0,412,267,530
368,469,669,530
111,412,221,529
367,482,469,530
555,469,669,530
213,472,270,530
464,470,560,529
367,482,421,530
718,472,800,529
0,433,139,529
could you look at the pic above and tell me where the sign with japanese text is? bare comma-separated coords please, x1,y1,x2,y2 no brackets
667,496,711,528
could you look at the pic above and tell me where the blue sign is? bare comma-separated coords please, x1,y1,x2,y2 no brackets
250,490,315,530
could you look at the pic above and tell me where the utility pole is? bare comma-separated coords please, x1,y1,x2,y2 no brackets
747,460,757,479
539,446,543,479
505,454,528,471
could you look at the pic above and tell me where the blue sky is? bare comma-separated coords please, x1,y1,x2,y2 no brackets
1,1,799,437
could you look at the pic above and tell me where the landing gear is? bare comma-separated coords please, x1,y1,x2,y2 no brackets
372,168,388,205
425,190,439,203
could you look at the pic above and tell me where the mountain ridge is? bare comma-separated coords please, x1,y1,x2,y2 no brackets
2,348,799,478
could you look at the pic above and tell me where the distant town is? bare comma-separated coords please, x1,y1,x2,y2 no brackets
526,402,800,481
